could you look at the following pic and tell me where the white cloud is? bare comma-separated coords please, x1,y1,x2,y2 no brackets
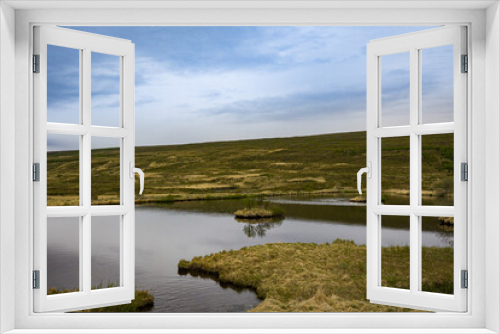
48,26,451,150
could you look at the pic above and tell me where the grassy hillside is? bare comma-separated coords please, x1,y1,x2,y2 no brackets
47,131,453,206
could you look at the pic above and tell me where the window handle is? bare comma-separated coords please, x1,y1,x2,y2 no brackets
129,162,145,195
357,162,371,195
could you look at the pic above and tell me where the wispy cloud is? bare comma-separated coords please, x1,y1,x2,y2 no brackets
47,26,450,150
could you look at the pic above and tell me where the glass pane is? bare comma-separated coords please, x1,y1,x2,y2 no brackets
91,216,121,289
421,216,454,294
421,133,454,206
421,45,454,124
47,133,80,206
92,52,121,127
47,45,80,124
381,137,410,205
381,52,410,127
91,137,121,205
381,215,410,290
47,217,80,294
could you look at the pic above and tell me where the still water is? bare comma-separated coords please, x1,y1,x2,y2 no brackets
47,196,453,312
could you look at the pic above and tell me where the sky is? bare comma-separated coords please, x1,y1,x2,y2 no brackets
46,26,453,151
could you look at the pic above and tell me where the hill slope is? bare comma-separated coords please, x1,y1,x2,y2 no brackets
47,131,453,205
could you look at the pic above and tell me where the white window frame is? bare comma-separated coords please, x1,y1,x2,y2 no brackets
1,1,499,333
366,26,467,312
33,26,136,313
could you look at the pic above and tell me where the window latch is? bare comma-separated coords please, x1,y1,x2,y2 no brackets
357,162,372,194
129,162,145,195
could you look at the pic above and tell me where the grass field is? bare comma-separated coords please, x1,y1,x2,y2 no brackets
178,240,453,312
47,131,454,206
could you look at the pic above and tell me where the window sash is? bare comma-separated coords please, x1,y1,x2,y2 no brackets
366,26,468,312
32,25,136,313
8,6,488,332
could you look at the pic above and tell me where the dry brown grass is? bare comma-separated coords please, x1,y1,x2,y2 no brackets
438,217,454,225
47,132,453,206
349,196,366,203
234,207,284,219
179,240,453,312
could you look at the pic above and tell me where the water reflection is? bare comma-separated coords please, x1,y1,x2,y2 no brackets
46,195,453,312
385,194,453,206
236,218,284,238
178,266,258,295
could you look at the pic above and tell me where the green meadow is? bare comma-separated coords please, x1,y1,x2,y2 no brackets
47,131,454,206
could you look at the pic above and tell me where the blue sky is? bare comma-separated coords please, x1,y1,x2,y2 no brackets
47,26,453,151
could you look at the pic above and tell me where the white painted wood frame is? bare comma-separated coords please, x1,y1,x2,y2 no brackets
366,26,467,312
2,3,495,333
32,26,135,312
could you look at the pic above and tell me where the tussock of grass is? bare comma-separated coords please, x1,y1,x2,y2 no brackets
235,207,284,219
178,240,453,312
234,197,285,219
349,196,366,203
438,217,454,225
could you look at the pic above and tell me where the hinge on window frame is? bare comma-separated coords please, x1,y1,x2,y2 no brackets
33,163,40,182
33,270,40,289
461,54,468,73
33,54,40,73
461,270,468,289
461,162,468,181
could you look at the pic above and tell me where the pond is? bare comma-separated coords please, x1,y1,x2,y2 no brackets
47,195,453,312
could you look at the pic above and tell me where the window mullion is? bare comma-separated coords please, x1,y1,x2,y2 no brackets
409,47,420,294
82,48,92,294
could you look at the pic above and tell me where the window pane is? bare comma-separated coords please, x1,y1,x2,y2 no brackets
381,215,410,290
92,52,121,127
47,133,80,206
381,52,410,127
47,45,80,124
421,133,454,206
47,217,80,294
92,216,121,289
421,45,454,124
421,216,454,294
91,137,121,205
381,137,410,205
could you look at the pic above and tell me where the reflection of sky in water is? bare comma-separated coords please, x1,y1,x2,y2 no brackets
47,201,453,312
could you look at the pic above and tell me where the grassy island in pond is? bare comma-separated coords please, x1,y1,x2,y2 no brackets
234,197,285,219
47,131,454,206
234,207,285,219
178,240,453,312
